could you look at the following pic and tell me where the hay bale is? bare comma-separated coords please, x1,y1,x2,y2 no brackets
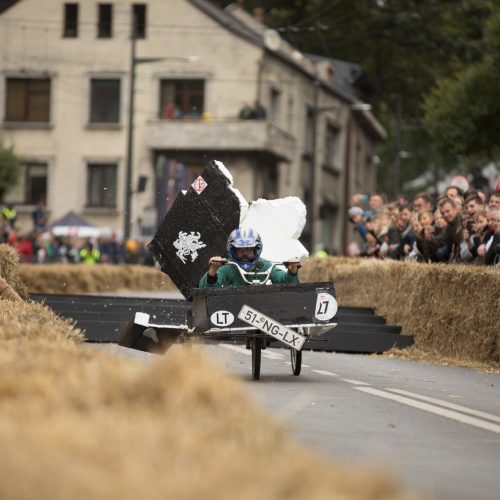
19,263,177,294
0,299,84,344
9,252,499,365
0,301,408,500
0,244,28,298
301,258,500,365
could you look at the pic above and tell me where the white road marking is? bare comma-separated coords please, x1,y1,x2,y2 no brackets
355,387,500,435
311,369,339,377
262,351,285,360
220,344,250,356
388,388,500,424
341,379,370,386
219,344,284,360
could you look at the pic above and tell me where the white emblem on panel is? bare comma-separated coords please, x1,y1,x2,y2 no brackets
192,176,208,194
173,231,206,264
210,310,235,327
314,292,337,321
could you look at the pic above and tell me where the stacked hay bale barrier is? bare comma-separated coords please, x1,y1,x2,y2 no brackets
1,245,407,499
15,248,499,365
300,257,500,365
19,261,176,294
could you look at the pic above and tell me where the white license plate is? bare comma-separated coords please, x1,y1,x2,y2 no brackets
237,304,306,351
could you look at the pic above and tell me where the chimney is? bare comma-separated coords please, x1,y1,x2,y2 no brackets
253,7,265,23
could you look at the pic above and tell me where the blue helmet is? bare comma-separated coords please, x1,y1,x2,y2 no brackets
227,227,263,271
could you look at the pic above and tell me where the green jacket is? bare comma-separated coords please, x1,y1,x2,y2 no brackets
199,259,299,288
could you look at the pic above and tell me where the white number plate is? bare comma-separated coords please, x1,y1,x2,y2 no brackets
237,304,306,351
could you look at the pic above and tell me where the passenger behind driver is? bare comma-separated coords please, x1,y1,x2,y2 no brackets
199,227,300,288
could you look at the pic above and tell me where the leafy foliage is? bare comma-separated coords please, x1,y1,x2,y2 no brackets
424,8,500,160
211,1,497,193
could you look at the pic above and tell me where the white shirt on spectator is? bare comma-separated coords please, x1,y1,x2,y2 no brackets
459,240,473,262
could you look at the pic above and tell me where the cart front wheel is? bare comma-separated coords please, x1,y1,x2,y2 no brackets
290,348,302,376
251,337,261,380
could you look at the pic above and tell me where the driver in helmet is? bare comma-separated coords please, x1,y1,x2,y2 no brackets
199,227,300,288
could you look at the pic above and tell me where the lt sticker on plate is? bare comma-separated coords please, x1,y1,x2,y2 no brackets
210,310,234,327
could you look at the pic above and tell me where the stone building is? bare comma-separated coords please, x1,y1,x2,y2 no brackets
0,0,385,253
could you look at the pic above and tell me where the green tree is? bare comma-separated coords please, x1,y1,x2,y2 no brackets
424,8,500,161
213,1,493,112
211,1,496,193
0,139,21,202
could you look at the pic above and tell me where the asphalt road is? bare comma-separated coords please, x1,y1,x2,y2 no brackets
194,343,500,500
87,337,500,500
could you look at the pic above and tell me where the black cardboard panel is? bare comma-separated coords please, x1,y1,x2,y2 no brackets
148,161,241,299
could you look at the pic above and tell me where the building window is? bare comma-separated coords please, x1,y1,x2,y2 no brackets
25,163,48,205
87,163,117,207
63,3,78,38
97,3,113,38
5,78,51,122
90,79,120,123
3,163,48,205
269,87,281,123
304,107,315,154
159,80,204,119
132,4,146,38
325,124,339,167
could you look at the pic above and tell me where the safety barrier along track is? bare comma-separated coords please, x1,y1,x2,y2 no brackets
29,294,413,354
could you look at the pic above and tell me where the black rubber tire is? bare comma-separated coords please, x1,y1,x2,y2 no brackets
290,348,302,376
251,336,261,380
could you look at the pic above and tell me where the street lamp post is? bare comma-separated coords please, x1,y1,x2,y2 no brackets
123,29,137,242
123,29,198,241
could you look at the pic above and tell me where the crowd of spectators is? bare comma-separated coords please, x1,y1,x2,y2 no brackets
347,185,500,267
3,179,500,268
1,208,154,266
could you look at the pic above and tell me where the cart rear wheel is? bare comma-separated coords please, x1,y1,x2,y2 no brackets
290,348,302,376
251,337,261,380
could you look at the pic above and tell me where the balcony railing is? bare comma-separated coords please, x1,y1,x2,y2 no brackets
144,118,295,161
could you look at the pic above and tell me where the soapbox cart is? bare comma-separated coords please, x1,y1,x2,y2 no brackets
119,261,337,380
118,160,337,379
